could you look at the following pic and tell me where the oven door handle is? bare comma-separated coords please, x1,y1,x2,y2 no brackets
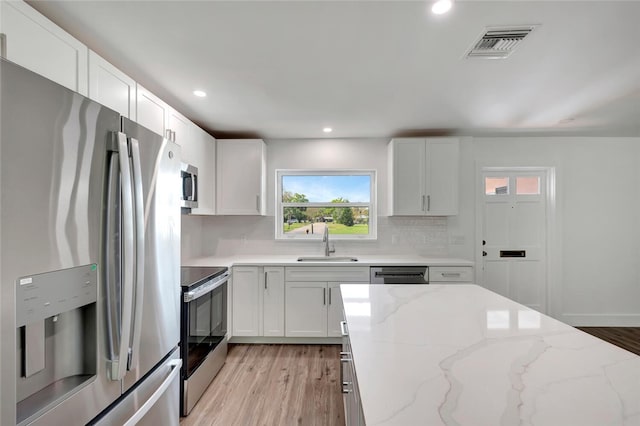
184,272,229,302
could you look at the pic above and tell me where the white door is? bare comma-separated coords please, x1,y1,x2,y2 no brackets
285,282,327,337
231,266,261,336
263,267,285,337
479,170,547,313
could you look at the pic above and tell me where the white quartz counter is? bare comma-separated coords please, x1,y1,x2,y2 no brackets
182,254,473,268
340,284,640,426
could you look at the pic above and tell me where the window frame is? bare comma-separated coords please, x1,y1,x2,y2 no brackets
275,169,377,240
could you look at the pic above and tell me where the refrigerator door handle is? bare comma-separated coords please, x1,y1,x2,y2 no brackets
112,132,136,381
105,152,121,379
128,137,145,370
122,359,182,426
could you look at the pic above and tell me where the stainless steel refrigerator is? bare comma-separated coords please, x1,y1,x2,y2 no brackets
0,58,182,425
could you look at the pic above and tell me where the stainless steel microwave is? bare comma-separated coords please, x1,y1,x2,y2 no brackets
181,163,198,209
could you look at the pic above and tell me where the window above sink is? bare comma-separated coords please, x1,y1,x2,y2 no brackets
275,170,377,240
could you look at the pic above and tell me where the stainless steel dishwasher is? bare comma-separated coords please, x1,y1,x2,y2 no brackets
370,266,429,284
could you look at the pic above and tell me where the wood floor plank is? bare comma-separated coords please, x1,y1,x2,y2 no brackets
577,327,640,356
180,344,344,426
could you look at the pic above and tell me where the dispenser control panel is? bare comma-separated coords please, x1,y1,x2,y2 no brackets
16,264,98,327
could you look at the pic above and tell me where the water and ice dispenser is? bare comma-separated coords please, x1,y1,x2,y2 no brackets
15,264,98,425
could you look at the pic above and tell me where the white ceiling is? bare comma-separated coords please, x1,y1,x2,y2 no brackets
29,0,640,139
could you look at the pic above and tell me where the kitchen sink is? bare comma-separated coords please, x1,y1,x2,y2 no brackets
297,256,358,262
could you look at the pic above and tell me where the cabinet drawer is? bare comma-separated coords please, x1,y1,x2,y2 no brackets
285,266,369,282
429,266,473,283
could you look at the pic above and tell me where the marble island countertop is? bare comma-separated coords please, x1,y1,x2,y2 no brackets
340,284,640,426
182,254,473,268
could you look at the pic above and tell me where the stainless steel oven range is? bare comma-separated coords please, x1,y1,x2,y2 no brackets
180,266,229,416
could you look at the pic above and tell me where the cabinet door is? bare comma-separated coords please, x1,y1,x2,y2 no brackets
167,108,190,146
390,139,426,215
327,282,345,337
285,282,327,337
186,125,216,215
216,139,266,215
136,84,169,137
231,266,261,336
88,50,136,119
425,138,459,216
0,1,88,95
263,267,285,337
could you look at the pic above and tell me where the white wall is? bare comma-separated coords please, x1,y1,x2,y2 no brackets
197,138,449,257
186,135,640,326
449,136,640,326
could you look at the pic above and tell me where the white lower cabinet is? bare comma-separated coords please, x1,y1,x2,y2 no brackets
231,266,284,337
263,267,285,336
342,327,365,426
327,283,345,337
284,267,369,338
285,282,328,337
231,266,261,336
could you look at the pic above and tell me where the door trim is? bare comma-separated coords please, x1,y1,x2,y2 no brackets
475,164,560,317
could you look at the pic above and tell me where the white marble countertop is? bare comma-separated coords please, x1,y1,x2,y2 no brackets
340,284,640,426
182,254,473,268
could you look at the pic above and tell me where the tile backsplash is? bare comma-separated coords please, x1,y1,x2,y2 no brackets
182,215,449,260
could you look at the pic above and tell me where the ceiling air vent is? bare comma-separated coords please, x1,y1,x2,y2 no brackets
466,26,536,59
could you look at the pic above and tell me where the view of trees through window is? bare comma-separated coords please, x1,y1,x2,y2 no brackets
278,173,374,237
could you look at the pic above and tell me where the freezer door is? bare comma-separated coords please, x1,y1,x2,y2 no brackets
120,118,181,392
91,348,182,426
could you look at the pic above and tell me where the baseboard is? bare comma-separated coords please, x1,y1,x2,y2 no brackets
229,336,342,344
561,313,640,327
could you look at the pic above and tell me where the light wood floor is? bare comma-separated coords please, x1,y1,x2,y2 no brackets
577,327,640,356
180,344,344,426
182,330,640,425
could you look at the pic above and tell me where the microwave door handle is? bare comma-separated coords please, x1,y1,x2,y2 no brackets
128,137,145,370
111,132,136,381
191,174,197,202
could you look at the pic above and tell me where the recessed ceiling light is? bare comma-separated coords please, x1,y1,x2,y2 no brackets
432,0,452,15
193,90,207,97
323,127,333,133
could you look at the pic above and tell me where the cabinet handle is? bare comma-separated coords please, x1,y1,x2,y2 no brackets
256,195,260,212
323,288,326,305
171,130,176,142
427,195,431,212
421,195,425,212
340,321,348,337
264,271,268,290
328,287,332,305
0,33,6,59
165,129,172,140
339,354,352,394
441,273,461,277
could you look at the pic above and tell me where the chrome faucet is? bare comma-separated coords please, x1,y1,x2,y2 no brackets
323,225,335,257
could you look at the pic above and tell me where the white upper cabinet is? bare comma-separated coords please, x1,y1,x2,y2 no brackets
0,1,88,95
167,108,190,145
136,84,170,137
216,139,266,215
182,124,216,215
389,137,459,216
88,50,136,119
